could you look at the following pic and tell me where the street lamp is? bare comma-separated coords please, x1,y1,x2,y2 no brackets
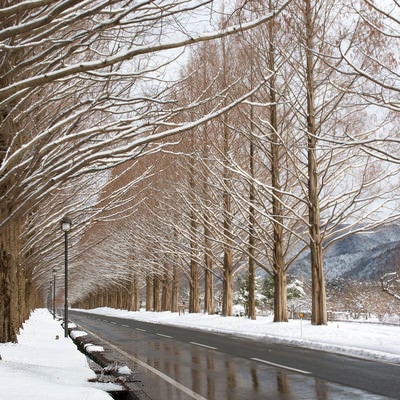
60,216,72,337
52,268,57,319
48,281,53,312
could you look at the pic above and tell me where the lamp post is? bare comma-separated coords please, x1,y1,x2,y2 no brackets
60,216,72,337
52,268,57,319
48,281,52,312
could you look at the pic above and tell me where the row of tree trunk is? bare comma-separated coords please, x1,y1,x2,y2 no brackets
75,272,181,313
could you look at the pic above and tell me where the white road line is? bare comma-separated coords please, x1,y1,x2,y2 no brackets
156,333,173,339
250,357,311,375
190,342,218,350
121,324,129,328
110,321,117,325
136,328,147,332
73,324,208,400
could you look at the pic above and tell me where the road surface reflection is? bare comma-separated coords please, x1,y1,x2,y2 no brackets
124,334,390,400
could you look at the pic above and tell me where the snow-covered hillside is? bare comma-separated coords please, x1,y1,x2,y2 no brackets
291,223,400,280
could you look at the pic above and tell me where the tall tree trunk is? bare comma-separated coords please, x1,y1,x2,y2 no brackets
222,257,233,316
0,249,17,343
116,288,122,308
99,288,105,307
274,267,288,321
202,124,214,315
0,53,21,343
221,34,233,317
204,236,214,315
0,219,20,343
153,275,161,312
190,257,200,313
0,107,23,342
248,106,256,320
161,270,171,311
103,289,109,307
305,0,327,325
268,5,288,322
23,270,33,321
171,265,179,312
128,273,139,311
222,164,233,317
189,148,200,313
146,273,153,311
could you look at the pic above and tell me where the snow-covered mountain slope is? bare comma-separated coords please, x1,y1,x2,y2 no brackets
290,224,400,281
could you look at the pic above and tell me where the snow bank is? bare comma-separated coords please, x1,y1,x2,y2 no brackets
0,309,112,400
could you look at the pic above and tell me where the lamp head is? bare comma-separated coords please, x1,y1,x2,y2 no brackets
60,216,72,232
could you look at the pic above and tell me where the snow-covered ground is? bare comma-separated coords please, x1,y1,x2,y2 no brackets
0,309,117,400
1,307,399,400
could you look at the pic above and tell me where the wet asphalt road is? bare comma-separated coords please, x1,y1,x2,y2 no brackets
69,310,399,400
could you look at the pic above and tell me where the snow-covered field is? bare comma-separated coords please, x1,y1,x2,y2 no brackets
1,307,399,400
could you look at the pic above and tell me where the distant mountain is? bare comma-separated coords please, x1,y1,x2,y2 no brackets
290,223,400,281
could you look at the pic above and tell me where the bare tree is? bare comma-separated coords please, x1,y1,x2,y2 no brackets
339,0,400,166
275,0,400,325
0,0,290,342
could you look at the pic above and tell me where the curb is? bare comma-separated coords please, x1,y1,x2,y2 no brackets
69,325,152,400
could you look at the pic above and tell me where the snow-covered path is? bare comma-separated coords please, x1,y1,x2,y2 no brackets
0,309,115,400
